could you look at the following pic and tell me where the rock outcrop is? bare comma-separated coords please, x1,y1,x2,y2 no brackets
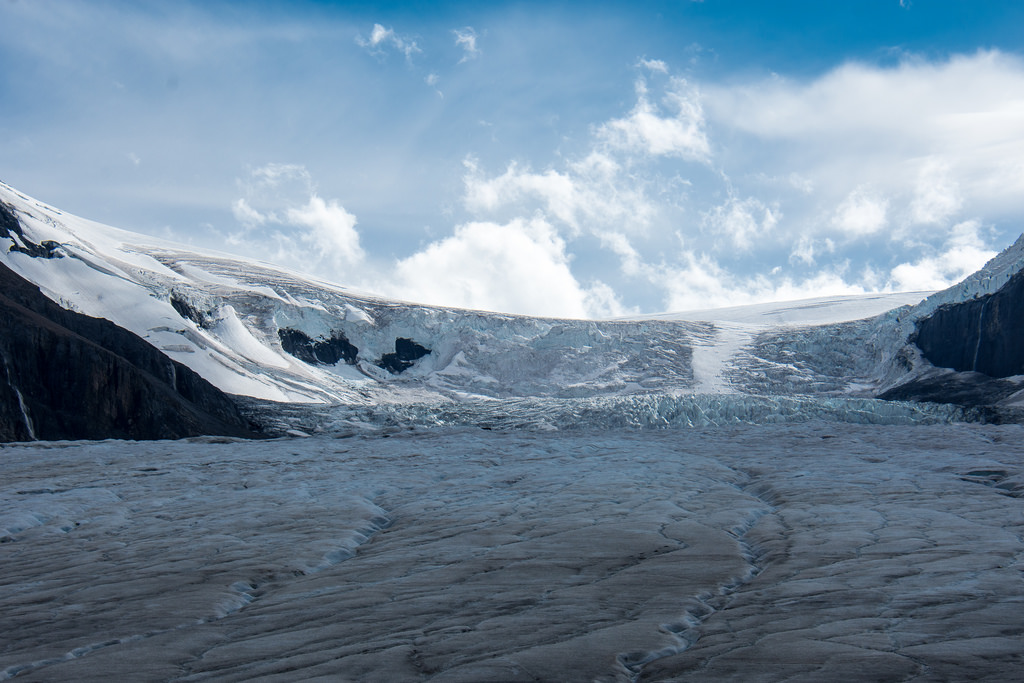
1,200,61,258
0,261,260,442
278,328,359,366
378,338,431,374
913,269,1024,378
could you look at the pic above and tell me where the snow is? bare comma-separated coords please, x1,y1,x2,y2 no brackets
636,291,933,326
1,423,1022,681
0,182,949,406
912,232,1024,317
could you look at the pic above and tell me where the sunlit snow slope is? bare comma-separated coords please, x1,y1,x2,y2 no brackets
2,180,1020,410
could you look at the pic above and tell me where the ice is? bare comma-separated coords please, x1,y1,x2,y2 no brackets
0,182,952,407
3,177,1024,680
1,423,1022,681
242,393,980,436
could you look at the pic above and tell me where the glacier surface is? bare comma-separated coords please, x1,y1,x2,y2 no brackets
0,180,941,411
4,181,1024,680
2,424,1023,681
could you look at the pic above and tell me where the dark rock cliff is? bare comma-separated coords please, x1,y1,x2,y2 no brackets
1,201,61,258
378,338,431,374
914,269,1024,378
0,261,261,442
278,328,359,365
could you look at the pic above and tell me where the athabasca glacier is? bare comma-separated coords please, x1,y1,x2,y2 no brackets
2,181,1024,682
0,178,959,419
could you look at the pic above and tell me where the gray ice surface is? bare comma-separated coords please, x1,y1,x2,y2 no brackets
2,423,1023,681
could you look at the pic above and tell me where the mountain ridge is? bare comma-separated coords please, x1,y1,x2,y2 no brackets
2,180,1023,439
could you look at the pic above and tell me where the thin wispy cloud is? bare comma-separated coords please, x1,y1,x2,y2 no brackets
356,23,421,62
453,27,480,63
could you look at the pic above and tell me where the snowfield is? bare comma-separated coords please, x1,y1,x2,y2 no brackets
2,423,1023,681
0,181,947,407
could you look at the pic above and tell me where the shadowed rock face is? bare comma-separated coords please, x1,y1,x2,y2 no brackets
378,337,431,374
914,269,1024,378
0,261,260,442
0,201,60,259
278,328,359,366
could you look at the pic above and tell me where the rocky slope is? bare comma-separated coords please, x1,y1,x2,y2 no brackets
0,257,259,441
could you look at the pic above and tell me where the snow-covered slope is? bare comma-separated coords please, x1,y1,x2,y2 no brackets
2,180,1020,415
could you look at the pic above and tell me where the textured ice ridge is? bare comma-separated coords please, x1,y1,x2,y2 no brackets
260,393,979,435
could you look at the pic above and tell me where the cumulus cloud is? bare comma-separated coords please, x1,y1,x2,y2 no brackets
461,152,655,235
231,197,265,226
398,53,1022,315
597,78,710,161
703,196,780,250
356,23,420,62
909,157,962,226
230,164,364,278
286,196,363,267
233,54,1020,317
888,221,996,291
789,236,835,266
704,50,1024,219
660,251,868,312
453,27,479,63
391,218,626,318
831,188,888,236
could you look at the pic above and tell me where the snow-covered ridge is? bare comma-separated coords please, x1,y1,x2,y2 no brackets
0,181,709,403
2,180,1021,414
911,232,1024,319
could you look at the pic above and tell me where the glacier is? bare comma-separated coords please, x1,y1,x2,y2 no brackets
2,424,1023,681
2,179,1006,425
2,180,1024,681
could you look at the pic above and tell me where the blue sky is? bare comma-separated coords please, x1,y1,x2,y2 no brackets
4,0,1024,317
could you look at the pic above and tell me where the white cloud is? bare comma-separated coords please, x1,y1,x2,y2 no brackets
462,152,655,235
704,50,1024,219
831,188,888,236
597,78,710,161
231,164,364,277
638,58,668,74
703,196,780,249
356,23,421,62
368,24,391,46
660,251,867,312
231,197,266,226
391,218,626,318
888,220,996,291
248,162,312,193
909,157,962,226
453,27,479,63
232,54,1024,317
789,236,835,266
286,196,363,267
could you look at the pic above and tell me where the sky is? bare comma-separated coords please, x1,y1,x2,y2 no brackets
4,0,1024,318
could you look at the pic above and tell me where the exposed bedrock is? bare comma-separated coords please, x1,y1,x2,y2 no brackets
278,327,359,366
0,200,61,259
0,262,260,442
914,269,1024,378
378,337,431,374
169,291,214,328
